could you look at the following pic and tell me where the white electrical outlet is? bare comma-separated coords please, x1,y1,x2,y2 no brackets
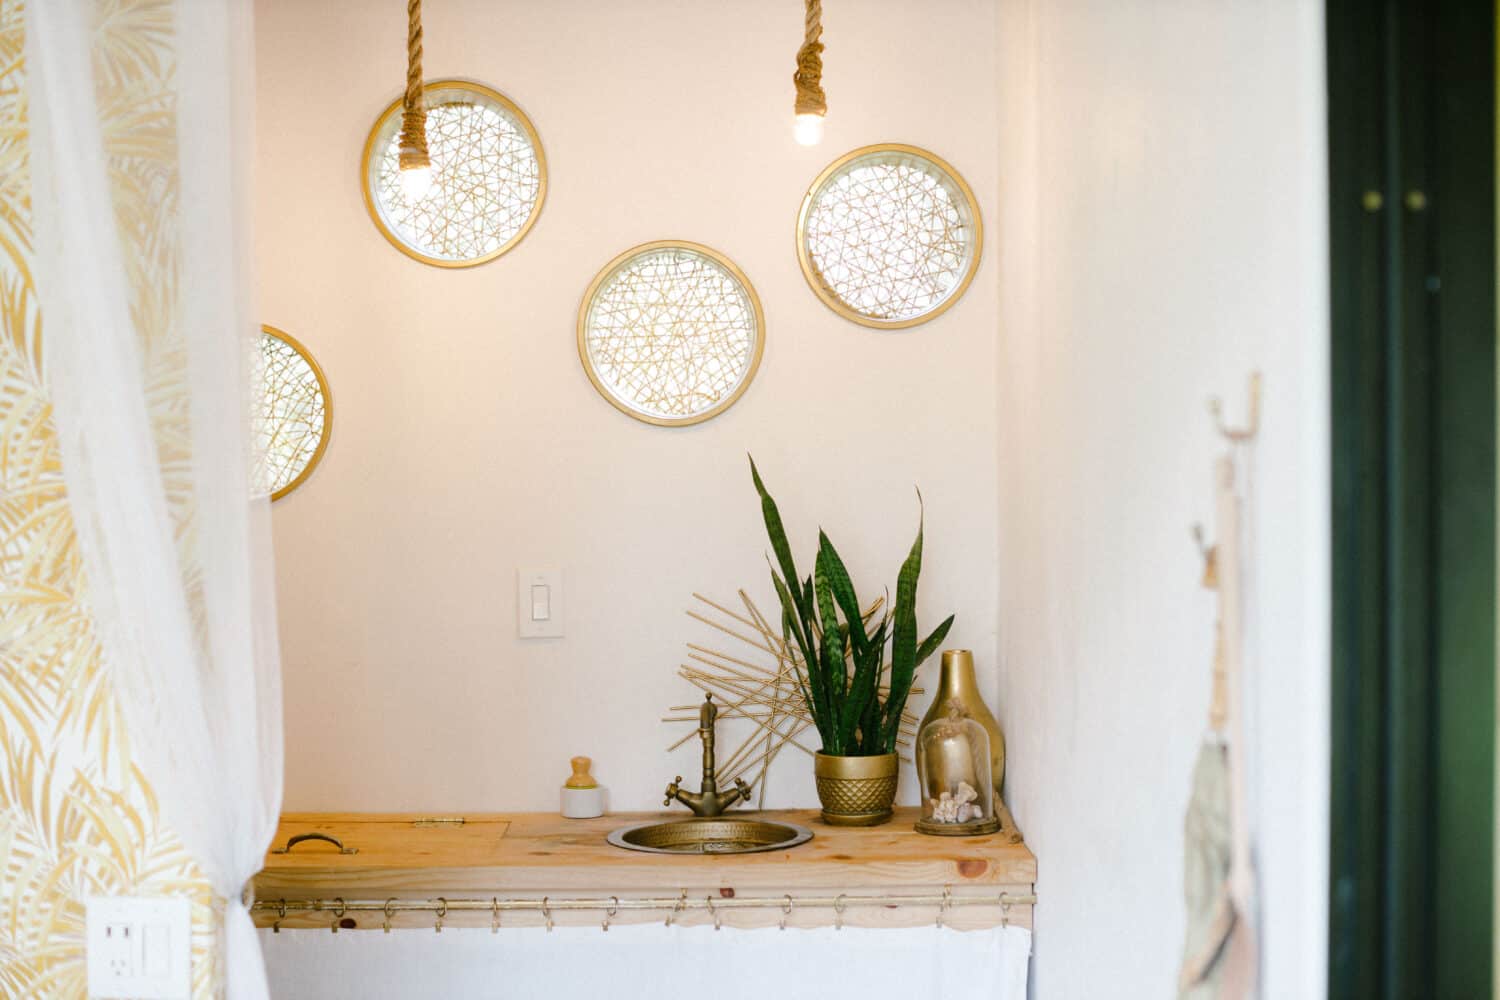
517,568,564,638
86,897,191,1000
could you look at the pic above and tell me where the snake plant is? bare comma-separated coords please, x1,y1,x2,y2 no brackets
750,456,954,756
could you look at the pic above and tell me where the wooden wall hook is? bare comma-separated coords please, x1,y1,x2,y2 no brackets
1208,371,1262,443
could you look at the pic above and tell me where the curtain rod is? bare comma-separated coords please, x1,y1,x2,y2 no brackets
255,889,1037,932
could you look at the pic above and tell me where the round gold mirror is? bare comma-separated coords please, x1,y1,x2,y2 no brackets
577,241,765,427
796,143,982,329
361,80,546,268
255,326,331,501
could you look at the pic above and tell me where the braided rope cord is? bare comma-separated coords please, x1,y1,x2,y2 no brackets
398,0,429,170
793,0,826,116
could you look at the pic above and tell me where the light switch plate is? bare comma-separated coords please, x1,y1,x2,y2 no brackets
517,568,564,638
86,896,191,999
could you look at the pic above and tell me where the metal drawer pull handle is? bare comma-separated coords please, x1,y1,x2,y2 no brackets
270,832,358,855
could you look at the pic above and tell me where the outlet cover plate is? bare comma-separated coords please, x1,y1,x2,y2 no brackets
86,896,191,999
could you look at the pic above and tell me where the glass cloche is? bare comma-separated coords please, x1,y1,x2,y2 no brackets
915,706,1000,836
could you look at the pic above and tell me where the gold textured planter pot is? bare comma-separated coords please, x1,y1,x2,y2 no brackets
814,752,899,826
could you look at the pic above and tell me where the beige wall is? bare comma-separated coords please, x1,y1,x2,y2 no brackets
256,0,1004,812
994,0,1329,997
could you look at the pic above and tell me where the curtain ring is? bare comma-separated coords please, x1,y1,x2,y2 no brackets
1000,892,1012,928
491,897,500,934
779,895,793,931
383,899,396,934
542,897,554,932
707,896,721,931
602,896,618,932
331,898,346,934
273,899,286,934
666,889,687,928
434,897,447,933
937,886,952,929
834,894,847,931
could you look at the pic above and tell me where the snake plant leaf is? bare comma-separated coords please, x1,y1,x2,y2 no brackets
779,601,828,746
842,642,883,752
819,537,888,750
883,495,926,748
773,567,826,741
861,630,889,751
871,616,893,751
773,568,819,697
812,559,848,752
817,531,868,659
751,456,810,623
915,614,956,669
768,557,814,667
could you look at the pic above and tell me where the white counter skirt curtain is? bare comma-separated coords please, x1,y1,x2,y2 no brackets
260,925,1033,1000
24,1,281,997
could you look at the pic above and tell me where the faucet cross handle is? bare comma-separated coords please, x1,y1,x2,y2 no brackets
664,776,683,807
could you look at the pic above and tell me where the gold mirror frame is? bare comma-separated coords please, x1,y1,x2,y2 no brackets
795,142,983,330
360,79,548,269
259,325,332,502
577,240,766,427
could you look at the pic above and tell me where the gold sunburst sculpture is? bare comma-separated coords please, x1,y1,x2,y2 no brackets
665,591,922,809
255,326,331,501
797,143,982,329
362,79,546,268
579,241,765,427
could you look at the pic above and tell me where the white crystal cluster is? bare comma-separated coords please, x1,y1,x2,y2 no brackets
928,781,984,824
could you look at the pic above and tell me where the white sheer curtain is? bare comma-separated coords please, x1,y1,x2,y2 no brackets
24,1,281,997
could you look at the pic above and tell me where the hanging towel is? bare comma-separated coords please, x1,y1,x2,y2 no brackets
1179,736,1236,996
1178,455,1258,999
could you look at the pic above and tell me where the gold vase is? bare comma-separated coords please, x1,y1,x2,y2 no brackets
813,751,898,826
918,649,1006,799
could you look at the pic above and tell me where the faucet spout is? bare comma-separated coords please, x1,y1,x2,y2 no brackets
663,694,754,817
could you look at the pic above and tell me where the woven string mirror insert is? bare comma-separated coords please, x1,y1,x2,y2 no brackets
255,326,331,501
578,241,765,427
362,80,546,267
797,143,982,329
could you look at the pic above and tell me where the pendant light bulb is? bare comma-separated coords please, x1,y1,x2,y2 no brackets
399,161,434,201
794,112,825,147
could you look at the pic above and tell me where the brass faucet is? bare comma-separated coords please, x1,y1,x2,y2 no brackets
664,693,752,817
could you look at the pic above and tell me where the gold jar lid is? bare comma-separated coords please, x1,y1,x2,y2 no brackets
564,756,598,789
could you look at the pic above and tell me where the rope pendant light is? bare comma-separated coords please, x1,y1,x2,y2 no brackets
792,0,827,145
397,0,433,199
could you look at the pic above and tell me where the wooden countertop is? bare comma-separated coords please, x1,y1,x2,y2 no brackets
252,806,1036,931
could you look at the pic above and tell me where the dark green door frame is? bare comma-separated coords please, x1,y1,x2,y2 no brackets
1328,1,1496,997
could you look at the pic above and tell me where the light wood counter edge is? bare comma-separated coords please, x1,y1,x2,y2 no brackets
253,806,1036,931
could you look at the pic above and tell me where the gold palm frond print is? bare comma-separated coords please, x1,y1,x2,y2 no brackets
0,1,220,995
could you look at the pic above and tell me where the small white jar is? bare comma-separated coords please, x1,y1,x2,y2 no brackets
559,756,604,819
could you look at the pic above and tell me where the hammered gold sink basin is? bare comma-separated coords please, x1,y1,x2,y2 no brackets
606,817,814,855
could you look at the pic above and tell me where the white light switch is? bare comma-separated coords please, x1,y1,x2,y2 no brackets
518,568,563,638
86,897,191,1000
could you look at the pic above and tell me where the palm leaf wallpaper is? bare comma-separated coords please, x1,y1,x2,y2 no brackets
0,1,220,995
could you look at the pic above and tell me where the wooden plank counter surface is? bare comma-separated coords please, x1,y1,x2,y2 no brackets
252,807,1036,932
